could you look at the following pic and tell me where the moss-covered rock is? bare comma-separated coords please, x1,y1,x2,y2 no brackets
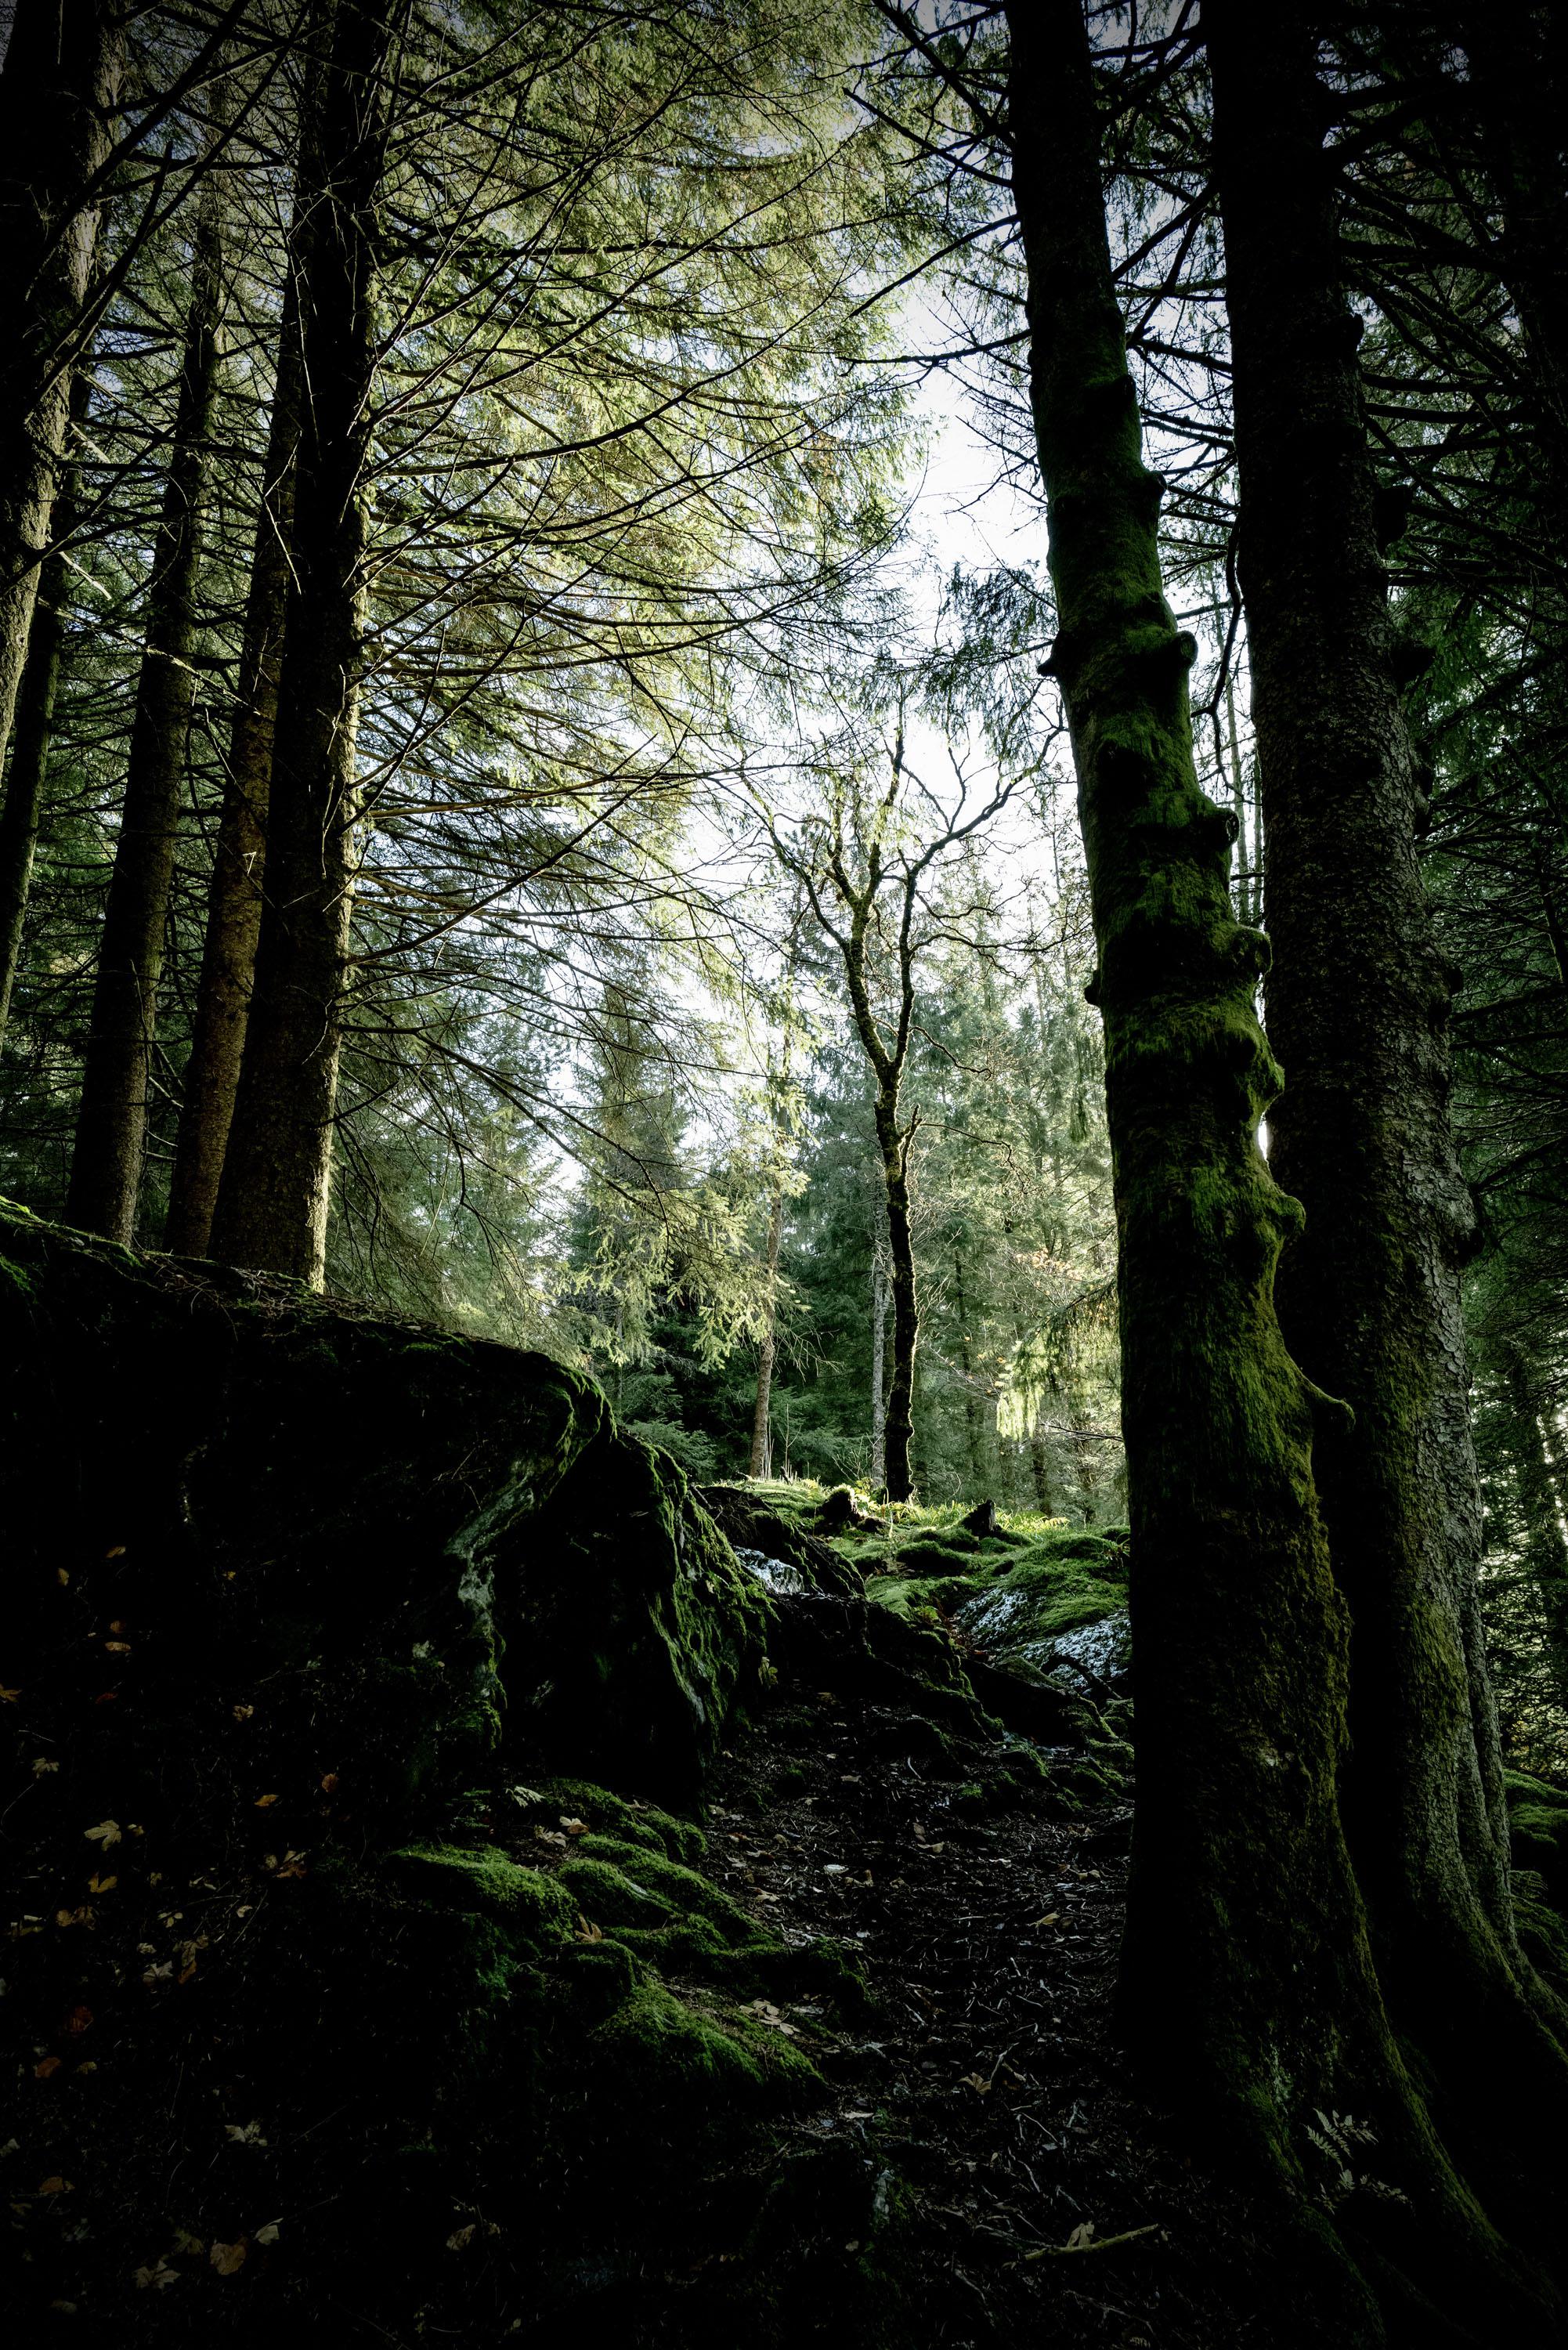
863,1518,1131,1694
699,1481,865,1599
0,1197,765,1805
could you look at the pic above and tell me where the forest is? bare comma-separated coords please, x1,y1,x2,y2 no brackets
2,1,1567,2344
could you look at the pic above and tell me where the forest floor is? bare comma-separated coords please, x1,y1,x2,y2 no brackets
632,1663,1283,2348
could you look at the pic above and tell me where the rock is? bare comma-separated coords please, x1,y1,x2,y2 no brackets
764,1591,999,1745
0,1199,766,1804
960,1498,1002,1538
951,1543,1131,1694
817,1483,885,1536
700,1481,864,1596
733,1546,807,1593
0,1202,872,2338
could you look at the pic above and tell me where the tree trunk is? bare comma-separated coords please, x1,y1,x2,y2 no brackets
877,1094,917,1502
1028,1426,1053,1514
869,1239,888,1493
164,271,304,1257
66,170,226,1241
748,1177,784,1478
1209,0,1568,2251
209,0,396,1285
952,1248,988,1493
1007,2,1555,2333
0,0,119,776
0,360,92,1050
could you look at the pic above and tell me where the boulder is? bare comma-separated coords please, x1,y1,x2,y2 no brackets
699,1481,864,1598
0,1203,860,2339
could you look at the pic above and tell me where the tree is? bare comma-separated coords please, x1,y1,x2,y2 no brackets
1000,0,1565,2333
209,0,399,1281
774,717,1010,1501
66,158,229,1240
0,0,120,779
0,360,95,1050
164,204,306,1257
1209,0,1568,2273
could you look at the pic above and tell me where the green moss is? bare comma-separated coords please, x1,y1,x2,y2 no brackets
564,1834,761,1947
526,1774,705,1865
583,1979,818,2108
388,1845,576,1940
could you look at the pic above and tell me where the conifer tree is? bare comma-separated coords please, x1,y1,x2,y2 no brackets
67,162,229,1240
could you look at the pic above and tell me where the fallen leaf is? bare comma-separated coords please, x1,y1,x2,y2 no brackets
64,2006,93,2034
134,2258,179,2290
172,2229,204,2254
209,2238,247,2276
319,1773,338,1794
1032,1912,1060,1929
225,2121,266,2146
446,2224,476,2252
31,1757,59,1776
56,1568,69,1586
177,1965,197,1986
55,1906,96,1929
232,1705,254,1723
255,2221,280,2247
109,1620,127,1635
74,2061,98,2075
1066,2220,1095,2250
961,2073,992,2095
756,1890,779,1904
559,1815,589,1835
39,2175,73,2195
84,1820,121,1848
574,1916,602,1943
34,2056,61,2079
0,1687,20,1703
143,1962,173,1986
87,1875,117,1896
253,1793,279,1810
104,1641,132,1655
104,1546,126,1560
93,1690,117,1705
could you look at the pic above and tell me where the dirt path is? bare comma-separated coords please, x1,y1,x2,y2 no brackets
698,1677,1281,2349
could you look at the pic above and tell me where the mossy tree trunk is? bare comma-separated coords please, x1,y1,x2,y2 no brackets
165,269,304,1259
1209,0,1568,2228
1005,2,1562,2334
66,168,227,1242
0,359,93,1051
210,0,396,1285
0,0,118,778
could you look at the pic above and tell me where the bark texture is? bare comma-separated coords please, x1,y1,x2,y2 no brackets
1209,0,1568,2228
0,0,119,775
0,362,93,1048
165,273,303,1258
210,0,396,1284
1007,2,1558,2335
66,173,226,1242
